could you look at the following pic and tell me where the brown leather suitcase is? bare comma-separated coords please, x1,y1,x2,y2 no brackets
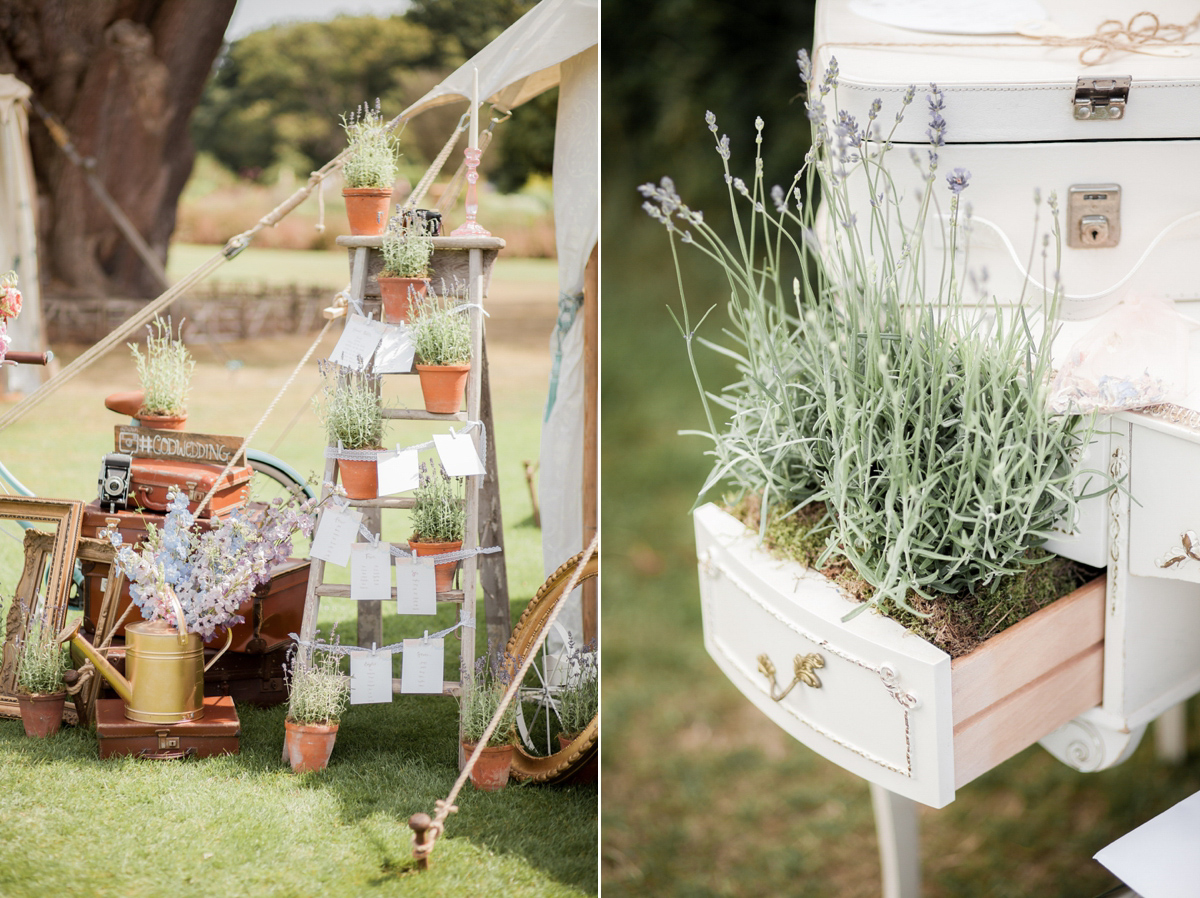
225,558,310,654
95,695,240,759
129,458,252,518
202,645,291,707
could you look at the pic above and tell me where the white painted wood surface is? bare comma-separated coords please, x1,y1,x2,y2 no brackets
870,784,922,898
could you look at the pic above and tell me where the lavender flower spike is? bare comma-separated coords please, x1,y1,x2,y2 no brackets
946,168,970,195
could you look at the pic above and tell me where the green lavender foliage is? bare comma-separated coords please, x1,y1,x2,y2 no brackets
557,638,598,735
410,292,471,366
380,223,434,278
642,57,1099,617
460,651,518,747
411,461,465,542
129,317,194,416
286,641,350,726
16,613,68,695
315,361,385,450
340,99,399,189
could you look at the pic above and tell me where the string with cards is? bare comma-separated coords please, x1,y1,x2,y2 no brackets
288,623,461,658
324,419,488,472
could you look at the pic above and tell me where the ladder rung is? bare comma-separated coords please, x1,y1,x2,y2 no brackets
390,679,463,697
345,496,415,509
313,584,465,603
382,408,468,421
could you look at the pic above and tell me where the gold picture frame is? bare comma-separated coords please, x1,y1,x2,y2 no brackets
0,497,84,719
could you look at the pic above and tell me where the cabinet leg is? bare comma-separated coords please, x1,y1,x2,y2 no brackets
1155,702,1187,764
869,782,921,898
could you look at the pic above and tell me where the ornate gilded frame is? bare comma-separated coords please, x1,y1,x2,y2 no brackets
0,497,84,718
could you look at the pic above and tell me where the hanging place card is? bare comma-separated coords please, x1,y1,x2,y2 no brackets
395,554,437,615
350,541,392,600
377,447,419,495
434,431,485,477
329,314,385,369
373,324,415,374
401,636,445,694
350,647,394,704
310,506,363,567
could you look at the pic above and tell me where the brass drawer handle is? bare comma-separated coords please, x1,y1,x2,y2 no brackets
757,651,824,701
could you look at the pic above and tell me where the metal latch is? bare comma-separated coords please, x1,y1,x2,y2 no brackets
156,730,181,751
1067,184,1121,248
1074,76,1130,120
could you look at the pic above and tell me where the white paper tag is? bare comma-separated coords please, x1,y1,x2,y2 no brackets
329,314,385,369
310,506,363,567
395,555,437,615
377,447,419,495
434,431,485,477
350,649,393,704
401,637,445,694
350,541,392,600
374,324,415,374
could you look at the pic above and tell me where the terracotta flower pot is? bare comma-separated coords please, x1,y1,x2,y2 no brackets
342,187,392,236
408,537,462,592
463,741,513,791
415,363,470,414
18,692,66,738
135,412,188,431
338,455,379,500
379,277,429,324
283,720,339,772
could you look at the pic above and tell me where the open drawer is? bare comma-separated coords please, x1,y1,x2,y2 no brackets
695,503,1105,808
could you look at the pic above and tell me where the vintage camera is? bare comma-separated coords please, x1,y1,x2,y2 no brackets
97,452,133,512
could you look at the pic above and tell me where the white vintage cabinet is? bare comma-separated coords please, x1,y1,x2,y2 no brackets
695,0,1200,815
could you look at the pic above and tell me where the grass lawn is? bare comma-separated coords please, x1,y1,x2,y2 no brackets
0,247,595,896
600,196,1200,897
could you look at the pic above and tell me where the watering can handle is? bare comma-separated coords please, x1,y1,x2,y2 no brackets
165,587,190,647
204,628,233,672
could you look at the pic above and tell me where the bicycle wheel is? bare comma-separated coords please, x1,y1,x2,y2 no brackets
505,549,599,784
246,451,315,504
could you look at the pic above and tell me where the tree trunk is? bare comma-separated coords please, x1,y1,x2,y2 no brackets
0,0,235,299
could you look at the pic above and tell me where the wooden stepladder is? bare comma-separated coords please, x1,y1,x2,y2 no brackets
298,234,505,755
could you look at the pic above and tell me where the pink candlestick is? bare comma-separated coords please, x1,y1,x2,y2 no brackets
451,147,491,237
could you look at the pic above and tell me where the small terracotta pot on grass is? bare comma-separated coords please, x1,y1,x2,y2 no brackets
379,277,429,324
416,363,470,414
18,692,66,738
463,741,513,791
338,455,379,500
409,538,463,592
342,187,392,237
283,720,338,773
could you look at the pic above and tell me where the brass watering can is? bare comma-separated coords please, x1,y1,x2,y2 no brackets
58,589,232,724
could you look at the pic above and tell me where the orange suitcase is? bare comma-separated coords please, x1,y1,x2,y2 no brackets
128,458,252,519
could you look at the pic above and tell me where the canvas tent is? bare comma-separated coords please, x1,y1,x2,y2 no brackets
0,74,46,395
400,0,598,642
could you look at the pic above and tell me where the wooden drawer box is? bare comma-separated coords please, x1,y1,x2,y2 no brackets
1128,421,1200,583
695,503,1104,808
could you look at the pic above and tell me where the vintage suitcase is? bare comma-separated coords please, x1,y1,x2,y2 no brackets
129,457,252,518
95,695,240,759
224,558,310,654
813,0,1200,322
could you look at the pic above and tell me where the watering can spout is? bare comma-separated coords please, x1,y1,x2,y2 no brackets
56,619,134,705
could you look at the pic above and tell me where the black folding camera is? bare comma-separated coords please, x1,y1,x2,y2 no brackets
97,452,133,512
399,207,442,236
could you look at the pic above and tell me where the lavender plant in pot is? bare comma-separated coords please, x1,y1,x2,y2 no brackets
639,55,1110,807
283,635,350,773
378,221,434,324
410,292,471,414
127,316,194,430
408,461,465,593
15,612,69,738
340,98,399,237
315,361,387,500
460,650,518,791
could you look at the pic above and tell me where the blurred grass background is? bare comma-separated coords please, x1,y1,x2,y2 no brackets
599,1,1200,895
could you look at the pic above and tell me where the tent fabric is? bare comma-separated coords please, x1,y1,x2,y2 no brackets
399,0,598,119
0,75,44,395
538,44,597,641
